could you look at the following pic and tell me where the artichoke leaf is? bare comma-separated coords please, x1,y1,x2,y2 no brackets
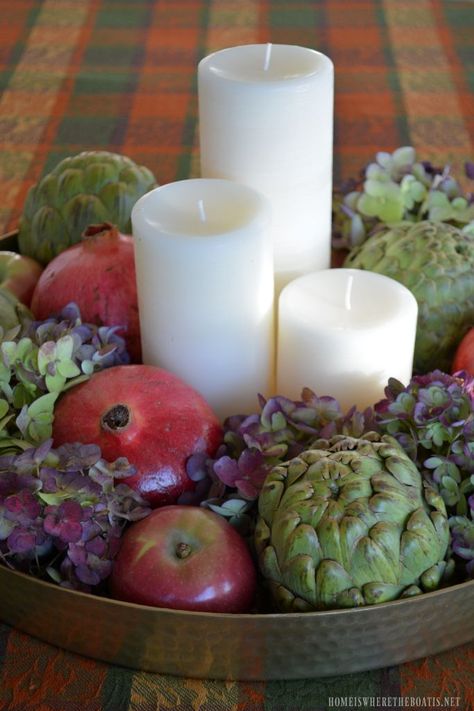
362,582,405,605
31,207,68,263
371,470,420,499
337,477,373,504
400,585,422,598
258,478,285,525
254,517,270,557
62,194,109,238
345,498,378,530
297,499,330,528
316,516,344,566
281,554,317,605
271,582,295,611
351,536,398,586
368,521,401,573
34,174,59,209
260,545,283,584
283,522,322,568
97,181,124,228
83,162,117,193
57,168,83,199
369,491,416,524
334,587,365,609
286,499,330,530
278,479,315,511
308,480,335,500
272,582,313,612
271,511,301,560
399,529,440,584
285,456,309,483
315,559,354,607
420,562,447,591
423,484,448,515
116,183,145,233
429,511,450,552
339,515,368,568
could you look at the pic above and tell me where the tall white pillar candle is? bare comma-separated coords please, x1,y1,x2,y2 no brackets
131,179,274,420
198,43,334,293
277,269,418,411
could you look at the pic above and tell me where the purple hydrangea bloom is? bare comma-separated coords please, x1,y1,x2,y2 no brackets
0,440,150,591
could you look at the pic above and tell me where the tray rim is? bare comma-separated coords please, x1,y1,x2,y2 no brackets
1,562,473,680
2,563,474,622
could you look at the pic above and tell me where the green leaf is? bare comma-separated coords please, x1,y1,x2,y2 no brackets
1,341,17,365
15,338,34,362
392,146,416,168
27,392,58,417
358,193,382,218
32,411,54,424
424,456,443,469
0,413,14,431
37,490,70,505
45,373,66,393
56,335,74,361
12,383,35,409
0,399,9,419
37,342,57,374
46,566,63,584
60,374,90,392
364,179,388,198
28,420,52,443
57,360,81,379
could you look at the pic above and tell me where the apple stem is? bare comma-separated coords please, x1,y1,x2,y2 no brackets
101,404,130,431
175,542,192,559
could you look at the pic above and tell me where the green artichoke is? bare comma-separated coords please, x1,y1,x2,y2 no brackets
18,151,157,264
343,220,474,373
255,432,450,612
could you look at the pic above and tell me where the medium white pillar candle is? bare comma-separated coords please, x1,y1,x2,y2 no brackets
131,179,274,420
277,269,418,411
198,43,334,293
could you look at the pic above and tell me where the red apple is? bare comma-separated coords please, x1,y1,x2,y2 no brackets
109,506,257,613
0,250,43,306
52,365,223,507
452,328,474,375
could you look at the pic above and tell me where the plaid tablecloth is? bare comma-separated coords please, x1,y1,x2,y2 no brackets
0,1,473,709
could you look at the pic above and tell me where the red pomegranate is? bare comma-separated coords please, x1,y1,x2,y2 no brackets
452,327,474,375
52,365,223,507
30,223,141,362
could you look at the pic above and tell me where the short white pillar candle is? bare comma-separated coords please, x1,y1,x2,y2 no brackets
198,43,334,293
131,179,274,420
276,269,418,411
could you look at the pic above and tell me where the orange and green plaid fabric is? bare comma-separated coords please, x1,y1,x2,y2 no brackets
0,0,473,709
1,0,473,234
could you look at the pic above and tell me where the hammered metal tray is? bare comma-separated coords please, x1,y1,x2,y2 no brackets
0,228,473,679
1,565,473,680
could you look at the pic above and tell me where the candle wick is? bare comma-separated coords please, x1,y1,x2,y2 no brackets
344,275,354,311
198,199,206,223
263,43,272,72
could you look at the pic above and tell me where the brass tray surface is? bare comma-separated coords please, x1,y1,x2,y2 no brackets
0,228,473,679
1,566,473,680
